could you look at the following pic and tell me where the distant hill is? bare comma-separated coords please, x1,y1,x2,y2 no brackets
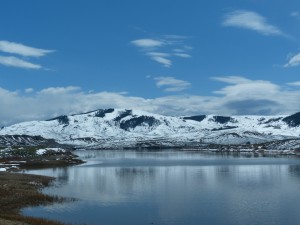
1,108,300,149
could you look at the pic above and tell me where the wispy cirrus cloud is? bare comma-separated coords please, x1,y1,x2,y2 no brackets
131,39,164,48
0,40,54,70
173,53,192,58
287,81,300,86
0,40,54,57
0,56,41,69
131,35,192,67
290,11,300,20
211,76,252,84
151,56,172,68
154,76,191,92
284,52,300,67
146,52,172,67
222,10,285,36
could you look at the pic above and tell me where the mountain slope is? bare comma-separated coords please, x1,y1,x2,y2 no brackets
1,108,300,148
0,135,62,147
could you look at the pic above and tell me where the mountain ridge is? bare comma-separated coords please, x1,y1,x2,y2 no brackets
1,108,300,149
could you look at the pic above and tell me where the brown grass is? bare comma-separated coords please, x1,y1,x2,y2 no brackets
0,172,69,225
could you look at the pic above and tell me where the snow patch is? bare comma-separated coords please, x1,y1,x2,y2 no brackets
36,148,66,155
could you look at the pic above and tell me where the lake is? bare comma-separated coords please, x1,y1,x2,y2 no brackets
22,150,300,225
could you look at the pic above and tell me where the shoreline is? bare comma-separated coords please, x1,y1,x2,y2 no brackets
0,149,84,225
0,147,84,172
0,172,68,225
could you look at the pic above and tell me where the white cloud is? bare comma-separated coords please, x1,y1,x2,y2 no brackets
222,10,284,36
0,40,54,69
211,76,251,84
154,76,191,92
151,56,172,68
2,76,300,125
0,56,41,69
213,76,279,99
38,86,81,95
173,53,191,58
284,52,300,67
25,88,34,93
131,39,164,48
291,12,300,19
147,52,170,57
131,35,192,67
0,40,54,57
146,52,192,67
183,45,193,50
173,49,186,53
287,81,300,86
147,53,172,67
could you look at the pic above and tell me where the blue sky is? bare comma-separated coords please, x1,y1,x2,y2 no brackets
1,0,300,125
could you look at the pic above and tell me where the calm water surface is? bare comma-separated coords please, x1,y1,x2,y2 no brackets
22,150,300,225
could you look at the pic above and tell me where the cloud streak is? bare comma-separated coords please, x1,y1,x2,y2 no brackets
131,39,164,48
131,35,192,67
147,52,171,67
0,56,41,69
291,12,300,20
287,81,300,86
0,40,54,70
284,52,300,67
222,10,285,36
154,76,191,92
0,40,54,57
173,53,191,58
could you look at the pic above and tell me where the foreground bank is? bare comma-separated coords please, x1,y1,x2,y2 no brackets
0,172,69,225
0,145,84,225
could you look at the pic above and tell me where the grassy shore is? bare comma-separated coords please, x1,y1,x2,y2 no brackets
0,147,85,225
0,172,69,225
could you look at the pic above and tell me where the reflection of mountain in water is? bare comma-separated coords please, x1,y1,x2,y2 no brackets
288,165,300,180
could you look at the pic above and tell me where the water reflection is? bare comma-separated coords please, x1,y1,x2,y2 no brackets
23,150,300,225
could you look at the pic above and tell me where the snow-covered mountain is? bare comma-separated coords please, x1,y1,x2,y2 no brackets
1,108,300,149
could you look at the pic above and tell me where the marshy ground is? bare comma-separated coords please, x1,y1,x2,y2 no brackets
0,146,84,225
0,172,68,225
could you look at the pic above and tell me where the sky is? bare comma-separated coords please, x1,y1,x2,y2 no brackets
1,0,300,125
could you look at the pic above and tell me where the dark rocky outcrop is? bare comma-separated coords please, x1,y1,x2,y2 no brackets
212,116,232,124
211,126,238,131
264,117,283,124
283,112,300,127
95,108,114,118
183,115,206,122
47,115,69,125
114,110,132,122
120,116,160,131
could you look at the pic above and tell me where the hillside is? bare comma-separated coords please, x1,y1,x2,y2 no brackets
1,109,300,149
